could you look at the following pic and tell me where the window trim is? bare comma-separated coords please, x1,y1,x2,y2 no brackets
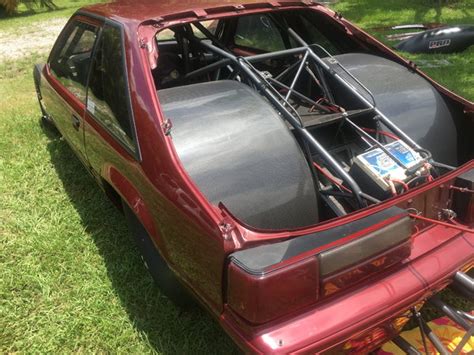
48,19,99,103
78,12,141,162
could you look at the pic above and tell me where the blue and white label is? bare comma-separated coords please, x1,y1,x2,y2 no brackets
357,140,422,181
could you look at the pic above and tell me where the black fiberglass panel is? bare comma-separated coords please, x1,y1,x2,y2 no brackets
158,80,319,230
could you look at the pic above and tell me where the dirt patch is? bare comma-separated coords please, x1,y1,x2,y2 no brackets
0,18,67,62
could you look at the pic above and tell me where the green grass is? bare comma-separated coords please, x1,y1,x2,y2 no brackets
1,1,472,353
333,0,474,101
0,0,97,31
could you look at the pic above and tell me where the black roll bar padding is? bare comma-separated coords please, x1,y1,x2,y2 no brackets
189,37,368,207
392,336,422,355
287,28,423,151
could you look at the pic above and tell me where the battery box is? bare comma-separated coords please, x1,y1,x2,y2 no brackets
350,140,424,199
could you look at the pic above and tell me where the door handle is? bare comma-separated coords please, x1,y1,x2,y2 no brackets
71,114,81,131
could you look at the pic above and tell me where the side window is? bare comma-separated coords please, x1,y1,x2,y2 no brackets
299,16,339,56
87,23,135,151
234,14,285,52
156,20,218,42
49,21,98,102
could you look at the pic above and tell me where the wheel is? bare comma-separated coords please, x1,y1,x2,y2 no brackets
122,202,195,308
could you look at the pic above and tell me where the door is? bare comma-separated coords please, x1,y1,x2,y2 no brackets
83,21,140,170
42,17,101,163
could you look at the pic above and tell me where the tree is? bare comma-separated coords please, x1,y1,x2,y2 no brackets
0,0,57,16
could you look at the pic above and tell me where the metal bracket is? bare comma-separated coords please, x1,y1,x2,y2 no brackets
162,119,172,136
138,38,147,49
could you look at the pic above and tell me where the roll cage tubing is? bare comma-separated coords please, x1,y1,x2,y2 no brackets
164,18,438,208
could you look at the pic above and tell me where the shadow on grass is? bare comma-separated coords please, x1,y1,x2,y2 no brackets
41,121,239,354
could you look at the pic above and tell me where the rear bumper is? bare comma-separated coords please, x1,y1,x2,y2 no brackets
220,225,474,353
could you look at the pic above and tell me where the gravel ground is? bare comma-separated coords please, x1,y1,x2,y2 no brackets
0,18,67,62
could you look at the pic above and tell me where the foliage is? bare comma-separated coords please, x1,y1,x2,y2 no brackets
332,0,474,101
0,0,56,16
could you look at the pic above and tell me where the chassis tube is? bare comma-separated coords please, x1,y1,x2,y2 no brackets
182,58,231,81
183,47,308,83
429,295,472,331
268,78,332,113
419,317,450,355
288,28,422,150
453,271,474,293
458,310,474,322
196,40,366,207
191,40,368,206
392,336,422,355
247,46,307,62
237,57,366,207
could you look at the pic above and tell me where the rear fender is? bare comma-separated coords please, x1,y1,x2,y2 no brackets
104,165,157,239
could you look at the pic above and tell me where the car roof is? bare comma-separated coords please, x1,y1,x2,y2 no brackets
81,0,317,25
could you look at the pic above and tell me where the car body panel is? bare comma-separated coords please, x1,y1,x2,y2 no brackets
42,62,89,164
220,227,473,353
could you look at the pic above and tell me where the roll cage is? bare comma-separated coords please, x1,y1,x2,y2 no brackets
151,12,446,211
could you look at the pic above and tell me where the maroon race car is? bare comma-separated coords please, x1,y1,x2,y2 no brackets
33,0,473,353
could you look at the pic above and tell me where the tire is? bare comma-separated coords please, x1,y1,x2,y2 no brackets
122,202,195,308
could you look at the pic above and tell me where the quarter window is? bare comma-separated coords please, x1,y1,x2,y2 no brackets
299,15,339,56
234,14,285,52
156,20,218,42
87,23,135,151
49,21,98,102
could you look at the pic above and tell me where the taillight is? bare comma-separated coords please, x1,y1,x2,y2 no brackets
321,241,412,297
227,257,319,324
226,208,413,324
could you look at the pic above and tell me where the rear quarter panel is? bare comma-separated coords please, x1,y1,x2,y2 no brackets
82,20,229,313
